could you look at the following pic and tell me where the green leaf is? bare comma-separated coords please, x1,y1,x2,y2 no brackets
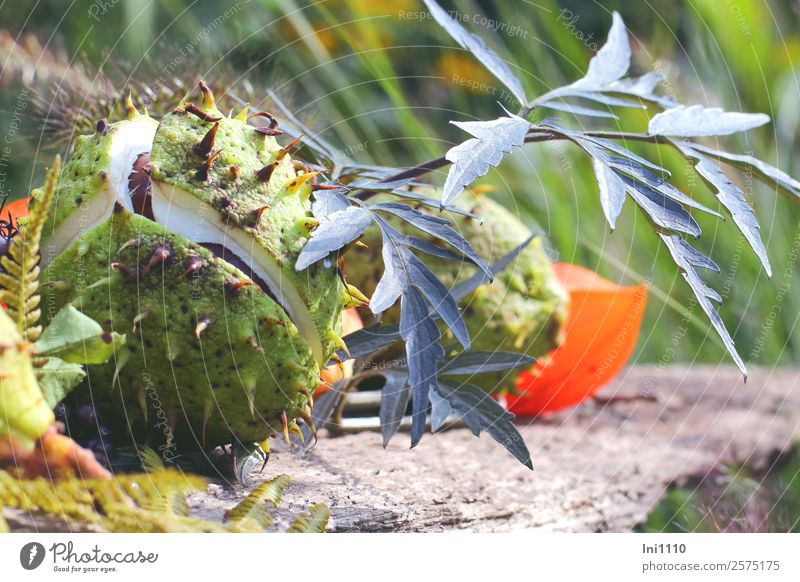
38,357,86,407
35,305,125,364
225,475,291,531
287,503,330,533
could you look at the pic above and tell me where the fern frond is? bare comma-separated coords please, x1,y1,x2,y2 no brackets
138,446,166,472
224,474,291,531
287,503,331,533
0,157,60,345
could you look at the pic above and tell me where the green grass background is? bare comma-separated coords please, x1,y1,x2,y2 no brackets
1,0,798,367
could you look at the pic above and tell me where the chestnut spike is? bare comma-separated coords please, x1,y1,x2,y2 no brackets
184,103,222,122
111,262,136,279
234,104,249,121
95,118,110,136
277,135,303,159
295,217,319,232
195,316,212,339
225,279,255,293
249,205,271,225
144,243,172,274
299,387,314,409
193,122,219,159
280,410,290,444
287,171,320,194
311,182,345,192
255,127,284,137
124,93,138,117
246,335,264,354
195,148,222,182
198,80,216,109
326,330,349,356
247,110,279,129
181,255,206,278
343,283,370,309
297,410,317,445
132,310,150,332
288,421,305,445
255,161,279,183
258,439,271,473
227,165,241,182
117,238,142,253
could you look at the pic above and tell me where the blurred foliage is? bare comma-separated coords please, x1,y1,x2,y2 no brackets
640,449,800,532
1,0,799,366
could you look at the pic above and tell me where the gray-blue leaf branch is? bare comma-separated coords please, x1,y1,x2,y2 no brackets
411,6,800,376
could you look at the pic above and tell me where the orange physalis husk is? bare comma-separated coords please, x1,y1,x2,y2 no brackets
507,263,648,416
316,308,363,394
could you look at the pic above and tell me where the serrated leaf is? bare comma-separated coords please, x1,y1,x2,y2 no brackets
570,12,630,89
622,175,701,237
604,72,676,108
311,190,351,218
225,475,291,530
423,0,526,106
428,389,453,433
561,91,645,109
372,202,491,278
690,144,800,200
593,158,627,229
609,155,720,216
434,380,532,469
442,114,530,207
370,234,405,314
674,141,771,276
38,357,86,408
648,105,770,137
406,251,469,349
378,371,410,447
287,503,330,533
35,305,125,364
440,351,534,376
401,286,445,447
296,206,373,270
537,100,618,119
659,234,746,376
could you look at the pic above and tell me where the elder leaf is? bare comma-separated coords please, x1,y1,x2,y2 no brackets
401,286,445,447
434,380,532,469
659,234,746,376
593,158,627,230
691,144,800,201
378,371,410,447
423,0,526,106
672,141,771,276
442,114,530,207
622,174,701,237
537,100,618,119
570,12,630,89
440,351,535,376
648,105,770,137
296,206,373,270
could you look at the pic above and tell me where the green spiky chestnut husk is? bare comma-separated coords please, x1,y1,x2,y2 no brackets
38,86,345,450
